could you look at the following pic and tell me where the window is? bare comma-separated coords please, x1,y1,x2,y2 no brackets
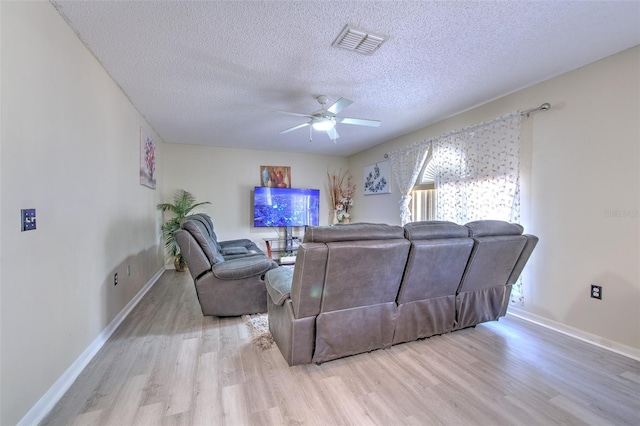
410,147,436,221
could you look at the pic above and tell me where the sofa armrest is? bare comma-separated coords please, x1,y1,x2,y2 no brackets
219,238,260,250
211,256,276,280
220,246,250,255
265,267,294,306
219,239,264,258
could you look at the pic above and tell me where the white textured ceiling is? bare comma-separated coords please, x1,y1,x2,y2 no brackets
51,1,640,157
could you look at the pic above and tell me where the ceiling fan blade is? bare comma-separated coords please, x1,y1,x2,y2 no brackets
336,117,382,127
279,122,310,134
326,127,340,140
326,97,353,115
278,111,315,119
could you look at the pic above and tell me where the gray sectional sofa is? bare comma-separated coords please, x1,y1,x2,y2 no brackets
174,214,278,316
264,220,538,365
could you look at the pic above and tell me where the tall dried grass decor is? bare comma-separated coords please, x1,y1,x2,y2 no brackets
327,169,356,224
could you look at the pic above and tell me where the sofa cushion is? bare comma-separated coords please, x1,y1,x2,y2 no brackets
465,220,523,237
404,221,469,240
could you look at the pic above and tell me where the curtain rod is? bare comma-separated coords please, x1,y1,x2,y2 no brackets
383,103,550,158
520,102,551,117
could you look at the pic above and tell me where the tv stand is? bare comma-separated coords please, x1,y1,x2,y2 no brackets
263,228,301,264
285,226,293,252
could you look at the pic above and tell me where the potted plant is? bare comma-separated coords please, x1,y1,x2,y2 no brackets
157,189,211,271
279,250,297,265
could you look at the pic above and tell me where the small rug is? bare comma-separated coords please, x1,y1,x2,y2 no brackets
242,313,275,350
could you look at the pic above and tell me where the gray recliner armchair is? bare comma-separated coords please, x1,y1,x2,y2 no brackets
174,214,278,316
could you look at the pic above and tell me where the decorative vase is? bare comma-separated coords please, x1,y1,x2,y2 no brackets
283,169,290,188
332,210,339,224
174,256,188,272
342,218,350,224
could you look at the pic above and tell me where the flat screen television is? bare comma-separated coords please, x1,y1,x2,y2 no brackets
253,186,320,227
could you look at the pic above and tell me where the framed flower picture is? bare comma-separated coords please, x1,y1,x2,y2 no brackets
363,161,391,195
140,127,156,189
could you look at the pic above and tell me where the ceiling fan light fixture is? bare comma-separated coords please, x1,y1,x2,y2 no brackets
312,117,335,131
278,95,380,142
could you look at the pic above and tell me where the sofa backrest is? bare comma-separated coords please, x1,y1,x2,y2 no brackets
458,220,527,293
303,223,410,313
507,234,539,285
188,213,220,249
174,217,225,280
399,221,474,304
303,222,403,243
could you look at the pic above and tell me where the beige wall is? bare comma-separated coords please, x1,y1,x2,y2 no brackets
1,3,166,424
162,143,347,253
351,46,640,351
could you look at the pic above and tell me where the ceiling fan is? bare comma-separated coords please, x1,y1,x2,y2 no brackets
279,95,381,143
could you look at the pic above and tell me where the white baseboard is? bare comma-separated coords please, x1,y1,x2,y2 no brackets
507,307,640,362
18,268,165,426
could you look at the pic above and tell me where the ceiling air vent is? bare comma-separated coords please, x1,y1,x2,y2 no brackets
332,25,387,55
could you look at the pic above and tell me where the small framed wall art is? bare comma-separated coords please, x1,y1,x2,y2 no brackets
363,161,390,195
260,165,291,188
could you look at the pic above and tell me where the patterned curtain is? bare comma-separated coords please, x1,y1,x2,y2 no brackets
387,142,431,225
432,113,523,303
387,113,524,302
433,114,522,224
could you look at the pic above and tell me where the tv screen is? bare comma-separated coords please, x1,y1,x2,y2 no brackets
253,187,320,227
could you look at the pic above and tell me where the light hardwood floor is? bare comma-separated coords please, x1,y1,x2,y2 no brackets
41,271,640,425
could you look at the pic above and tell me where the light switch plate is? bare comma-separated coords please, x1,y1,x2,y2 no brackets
21,209,36,231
